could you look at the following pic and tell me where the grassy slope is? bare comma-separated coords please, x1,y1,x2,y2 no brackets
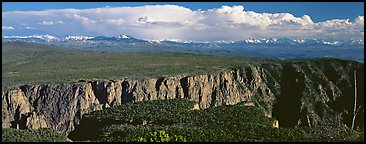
2,41,270,90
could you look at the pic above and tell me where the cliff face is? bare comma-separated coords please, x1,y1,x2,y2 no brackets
2,59,364,134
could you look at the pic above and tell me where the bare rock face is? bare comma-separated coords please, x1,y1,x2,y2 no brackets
26,112,49,129
243,102,255,107
273,120,279,128
2,60,364,134
192,103,200,110
2,89,32,128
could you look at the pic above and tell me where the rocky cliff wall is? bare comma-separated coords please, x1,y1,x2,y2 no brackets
2,59,364,134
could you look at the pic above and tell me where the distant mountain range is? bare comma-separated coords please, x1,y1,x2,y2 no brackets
2,34,364,62
2,34,364,47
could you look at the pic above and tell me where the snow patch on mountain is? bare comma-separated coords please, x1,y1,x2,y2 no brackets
322,41,341,45
2,34,60,42
115,34,131,39
64,36,94,41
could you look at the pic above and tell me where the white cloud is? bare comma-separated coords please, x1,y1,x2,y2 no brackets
103,18,125,25
37,20,65,25
66,13,96,24
57,20,65,24
25,26,36,29
2,5,364,41
2,26,15,30
38,21,54,25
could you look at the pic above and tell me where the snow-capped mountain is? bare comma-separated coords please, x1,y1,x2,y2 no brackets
115,34,131,39
322,41,341,45
243,38,278,44
64,36,94,41
2,34,363,48
2,34,363,62
350,39,364,45
2,34,60,42
237,38,364,46
166,37,359,46
2,34,136,42
88,35,147,44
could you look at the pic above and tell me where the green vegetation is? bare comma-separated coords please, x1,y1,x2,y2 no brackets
2,41,272,90
2,128,69,142
132,130,187,142
68,99,363,142
2,99,362,142
3,41,361,91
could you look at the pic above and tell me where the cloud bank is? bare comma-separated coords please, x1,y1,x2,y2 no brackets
2,5,364,41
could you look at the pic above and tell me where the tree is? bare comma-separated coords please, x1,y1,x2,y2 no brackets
351,70,361,131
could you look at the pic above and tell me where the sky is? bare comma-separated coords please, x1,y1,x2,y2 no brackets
2,2,364,41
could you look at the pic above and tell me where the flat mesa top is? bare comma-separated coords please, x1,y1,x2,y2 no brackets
1,41,265,90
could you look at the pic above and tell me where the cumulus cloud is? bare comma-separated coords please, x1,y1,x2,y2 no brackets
2,5,364,41
66,14,96,24
2,26,15,30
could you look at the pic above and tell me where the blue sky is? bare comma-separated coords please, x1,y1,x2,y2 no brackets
2,2,364,41
2,2,364,22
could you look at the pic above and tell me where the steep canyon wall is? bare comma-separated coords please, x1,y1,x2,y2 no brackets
2,60,364,134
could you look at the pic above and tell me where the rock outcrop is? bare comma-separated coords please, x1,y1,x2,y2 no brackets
2,59,364,134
